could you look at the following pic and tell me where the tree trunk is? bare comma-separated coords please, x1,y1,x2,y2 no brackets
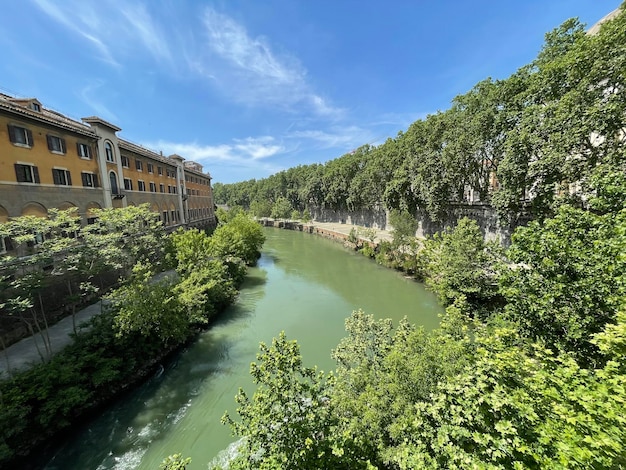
37,292,53,355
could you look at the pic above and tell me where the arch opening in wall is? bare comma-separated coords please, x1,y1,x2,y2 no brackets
86,202,102,224
105,141,115,163
21,202,48,218
109,171,119,195
0,205,9,223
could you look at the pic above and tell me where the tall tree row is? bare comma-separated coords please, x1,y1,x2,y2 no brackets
214,7,626,226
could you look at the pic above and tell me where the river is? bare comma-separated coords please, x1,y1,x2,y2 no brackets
41,228,442,469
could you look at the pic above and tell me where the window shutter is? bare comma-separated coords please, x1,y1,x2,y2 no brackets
14,163,24,182
33,166,40,183
66,171,72,186
47,135,53,151
76,142,82,157
53,169,60,185
7,124,16,143
60,138,66,153
86,145,91,158
93,174,99,187
82,173,88,186
26,129,33,147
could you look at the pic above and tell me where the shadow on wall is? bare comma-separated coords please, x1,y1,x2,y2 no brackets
309,203,530,246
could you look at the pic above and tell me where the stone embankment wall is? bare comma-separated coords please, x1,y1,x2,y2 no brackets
308,203,528,245
311,206,388,229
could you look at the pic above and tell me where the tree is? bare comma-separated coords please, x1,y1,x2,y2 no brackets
220,332,362,469
388,209,418,248
270,196,292,220
106,261,189,346
421,217,500,310
500,205,626,366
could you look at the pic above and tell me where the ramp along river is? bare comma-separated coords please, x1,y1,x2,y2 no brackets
41,227,442,469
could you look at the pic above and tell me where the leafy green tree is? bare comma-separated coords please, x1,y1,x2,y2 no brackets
270,196,292,219
106,262,188,346
388,209,418,248
421,217,500,309
209,213,265,266
249,200,272,218
220,332,363,469
500,205,626,366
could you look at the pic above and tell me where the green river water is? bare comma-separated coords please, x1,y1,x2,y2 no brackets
41,228,442,469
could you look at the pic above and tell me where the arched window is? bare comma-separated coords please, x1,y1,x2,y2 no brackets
105,142,115,162
109,171,119,195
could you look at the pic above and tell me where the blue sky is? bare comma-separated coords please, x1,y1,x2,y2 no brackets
0,1,619,183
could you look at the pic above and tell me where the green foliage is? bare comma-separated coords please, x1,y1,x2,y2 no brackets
290,209,301,220
220,332,363,469
301,208,312,222
209,213,265,266
270,196,292,220
107,262,188,345
500,206,626,366
421,217,500,310
388,210,418,248
160,453,191,470
347,227,358,244
249,200,272,218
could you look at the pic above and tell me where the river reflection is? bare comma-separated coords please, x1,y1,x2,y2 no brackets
41,228,441,469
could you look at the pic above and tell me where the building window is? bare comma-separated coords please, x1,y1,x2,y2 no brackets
149,182,156,192
135,159,143,171
138,180,146,192
121,155,130,168
52,168,72,186
30,102,41,112
124,178,133,191
8,124,34,147
77,142,92,159
171,210,176,223
81,172,99,187
105,142,115,162
157,166,163,176
47,135,66,154
162,211,169,224
159,183,165,193
14,163,40,183
110,172,119,194
147,163,154,174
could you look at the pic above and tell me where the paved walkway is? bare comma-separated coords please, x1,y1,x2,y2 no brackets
0,300,106,378
0,270,178,379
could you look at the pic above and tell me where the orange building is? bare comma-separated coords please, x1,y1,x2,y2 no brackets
0,92,215,253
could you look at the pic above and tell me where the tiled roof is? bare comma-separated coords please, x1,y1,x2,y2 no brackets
118,138,175,166
0,93,96,137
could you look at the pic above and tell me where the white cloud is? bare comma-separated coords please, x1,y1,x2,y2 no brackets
286,125,373,150
145,136,285,165
201,7,344,116
78,80,119,121
31,0,172,67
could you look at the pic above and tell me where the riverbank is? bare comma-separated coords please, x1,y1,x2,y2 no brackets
258,218,393,245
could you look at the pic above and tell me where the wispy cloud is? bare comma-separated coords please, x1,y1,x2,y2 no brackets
286,125,375,150
77,80,119,122
32,0,119,66
145,136,285,165
31,0,172,68
201,7,344,117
